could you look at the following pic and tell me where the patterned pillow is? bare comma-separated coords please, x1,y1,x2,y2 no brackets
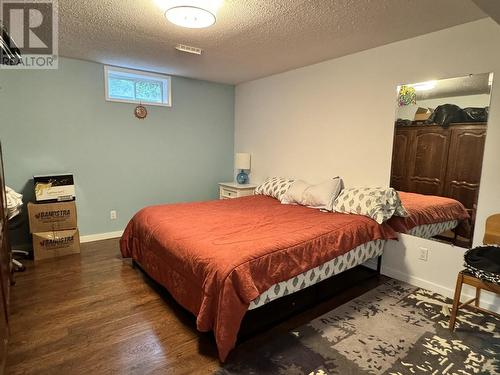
255,177,295,201
333,187,409,224
394,199,409,217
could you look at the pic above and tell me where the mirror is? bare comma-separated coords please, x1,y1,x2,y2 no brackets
390,73,493,247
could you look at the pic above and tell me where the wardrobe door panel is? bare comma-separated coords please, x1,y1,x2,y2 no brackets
408,128,449,196
444,126,487,211
390,129,412,192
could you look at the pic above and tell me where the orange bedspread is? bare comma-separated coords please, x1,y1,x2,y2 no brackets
388,192,470,233
120,195,397,361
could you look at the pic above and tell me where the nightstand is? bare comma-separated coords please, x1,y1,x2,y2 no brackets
219,182,257,199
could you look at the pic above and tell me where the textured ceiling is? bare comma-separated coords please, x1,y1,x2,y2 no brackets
58,0,487,84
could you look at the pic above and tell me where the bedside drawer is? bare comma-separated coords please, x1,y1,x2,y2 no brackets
219,183,257,200
220,187,238,199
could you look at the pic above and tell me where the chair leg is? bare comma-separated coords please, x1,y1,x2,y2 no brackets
449,272,464,331
474,287,481,308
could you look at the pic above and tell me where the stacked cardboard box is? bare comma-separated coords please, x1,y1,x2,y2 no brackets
414,107,433,121
33,174,76,203
28,201,80,261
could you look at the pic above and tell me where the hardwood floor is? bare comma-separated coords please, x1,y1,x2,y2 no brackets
6,239,386,375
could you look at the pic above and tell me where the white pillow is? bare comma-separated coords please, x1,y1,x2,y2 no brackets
281,177,344,211
280,180,309,205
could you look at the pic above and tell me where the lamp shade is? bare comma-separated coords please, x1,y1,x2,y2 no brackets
235,153,251,170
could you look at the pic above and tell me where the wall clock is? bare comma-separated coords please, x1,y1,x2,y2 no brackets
134,105,147,119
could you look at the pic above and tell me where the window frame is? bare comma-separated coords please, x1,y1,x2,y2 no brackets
104,65,172,107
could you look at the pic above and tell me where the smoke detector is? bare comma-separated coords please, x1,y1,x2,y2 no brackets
175,44,203,55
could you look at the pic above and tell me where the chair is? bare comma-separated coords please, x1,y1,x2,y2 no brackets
483,214,500,245
449,214,500,330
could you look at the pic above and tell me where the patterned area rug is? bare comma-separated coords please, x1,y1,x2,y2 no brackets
217,280,500,375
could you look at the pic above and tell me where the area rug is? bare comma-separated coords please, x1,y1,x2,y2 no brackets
217,279,500,375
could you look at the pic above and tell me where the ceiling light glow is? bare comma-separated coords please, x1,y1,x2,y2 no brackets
156,0,222,28
165,5,215,28
410,80,437,91
155,0,222,12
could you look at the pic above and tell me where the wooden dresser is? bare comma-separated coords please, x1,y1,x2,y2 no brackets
390,122,487,213
0,143,11,374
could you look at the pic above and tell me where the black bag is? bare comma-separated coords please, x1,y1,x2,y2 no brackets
464,245,500,284
463,107,489,122
425,104,489,127
425,104,467,127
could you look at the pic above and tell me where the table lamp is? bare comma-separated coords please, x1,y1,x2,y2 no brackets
235,153,251,184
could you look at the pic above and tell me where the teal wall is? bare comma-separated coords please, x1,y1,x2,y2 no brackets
0,57,234,244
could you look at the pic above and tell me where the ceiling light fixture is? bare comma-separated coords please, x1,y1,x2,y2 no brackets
410,80,437,91
165,5,215,28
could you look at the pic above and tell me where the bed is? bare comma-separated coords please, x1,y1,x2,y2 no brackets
387,191,470,239
120,194,397,361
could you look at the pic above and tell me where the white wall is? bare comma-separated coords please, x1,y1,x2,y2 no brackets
396,94,491,120
235,19,500,312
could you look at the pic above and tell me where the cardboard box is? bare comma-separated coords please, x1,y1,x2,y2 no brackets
32,229,80,261
414,107,433,121
34,174,75,203
28,201,77,233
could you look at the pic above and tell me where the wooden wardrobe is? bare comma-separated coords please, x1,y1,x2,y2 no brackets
0,143,10,373
390,122,487,213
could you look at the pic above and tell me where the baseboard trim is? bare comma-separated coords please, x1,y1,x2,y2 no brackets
382,265,500,314
382,265,452,296
80,230,124,243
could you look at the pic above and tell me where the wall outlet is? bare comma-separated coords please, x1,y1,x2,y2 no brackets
419,247,429,261
110,210,117,220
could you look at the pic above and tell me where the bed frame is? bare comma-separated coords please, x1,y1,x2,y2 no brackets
132,254,383,343
239,255,382,338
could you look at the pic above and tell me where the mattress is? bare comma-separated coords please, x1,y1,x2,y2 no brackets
407,220,458,239
249,239,385,309
388,192,469,234
120,195,397,361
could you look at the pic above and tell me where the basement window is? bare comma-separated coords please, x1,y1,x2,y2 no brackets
104,66,171,107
